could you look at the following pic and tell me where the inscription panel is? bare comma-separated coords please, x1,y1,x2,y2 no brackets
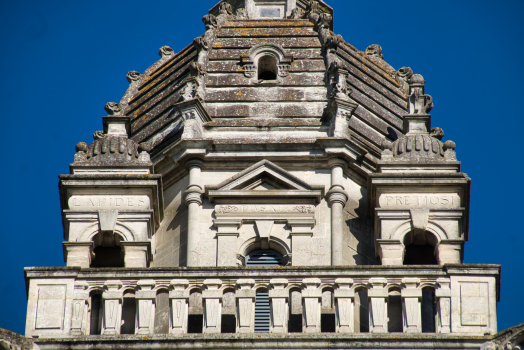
35,285,66,330
215,204,314,218
68,195,150,210
378,193,460,209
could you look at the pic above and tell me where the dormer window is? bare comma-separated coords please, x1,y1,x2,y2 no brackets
258,55,278,80
241,44,293,84
251,0,293,19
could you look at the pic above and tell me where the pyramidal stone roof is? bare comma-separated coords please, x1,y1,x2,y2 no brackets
89,0,443,176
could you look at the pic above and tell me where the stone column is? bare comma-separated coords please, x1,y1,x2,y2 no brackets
120,241,151,267
63,242,94,268
435,278,451,334
401,278,422,333
169,279,190,334
302,278,322,333
101,281,123,335
436,240,463,264
334,278,354,333
70,282,89,335
269,278,289,334
214,219,242,266
184,159,204,267
235,279,256,334
202,279,223,334
368,277,388,334
135,280,156,335
326,159,348,266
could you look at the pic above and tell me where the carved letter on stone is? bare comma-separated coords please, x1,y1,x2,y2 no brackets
238,299,252,327
338,298,351,327
35,285,66,329
272,299,286,327
172,300,185,328
370,298,385,328
104,300,119,330
206,299,220,327
404,298,420,328
71,300,85,331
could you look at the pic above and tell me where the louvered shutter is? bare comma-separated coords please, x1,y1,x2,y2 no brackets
246,250,283,333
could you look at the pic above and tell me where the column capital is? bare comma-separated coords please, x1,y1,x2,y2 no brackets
184,187,204,206
184,158,205,170
326,185,348,206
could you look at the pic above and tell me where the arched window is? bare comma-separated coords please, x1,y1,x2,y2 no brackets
246,249,283,266
403,231,439,265
90,231,125,267
421,287,436,333
154,289,169,334
89,291,102,335
387,288,403,333
121,289,136,334
257,55,278,80
354,288,369,333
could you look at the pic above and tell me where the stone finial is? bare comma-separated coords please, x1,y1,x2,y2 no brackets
289,7,304,19
218,0,233,16
398,67,413,80
430,127,445,140
158,46,174,58
75,142,87,153
365,44,384,59
126,70,141,83
194,36,210,52
104,102,121,116
202,14,218,30
305,0,322,23
93,130,105,140
316,12,332,31
236,8,248,19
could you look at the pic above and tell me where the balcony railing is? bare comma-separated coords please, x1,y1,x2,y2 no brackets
24,265,499,339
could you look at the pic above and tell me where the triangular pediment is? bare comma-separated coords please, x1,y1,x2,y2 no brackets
206,160,324,202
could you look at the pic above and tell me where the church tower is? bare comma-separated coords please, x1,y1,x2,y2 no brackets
12,1,521,349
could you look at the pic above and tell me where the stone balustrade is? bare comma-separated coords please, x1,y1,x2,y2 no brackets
24,265,499,338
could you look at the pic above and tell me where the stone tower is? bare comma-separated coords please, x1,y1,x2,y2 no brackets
11,0,522,349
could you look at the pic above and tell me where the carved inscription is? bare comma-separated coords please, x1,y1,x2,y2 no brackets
69,195,150,210
460,282,489,326
104,300,119,329
215,205,315,215
338,298,352,327
205,299,220,327
370,298,385,328
71,300,85,330
172,300,186,328
404,298,419,328
378,193,460,209
35,285,66,329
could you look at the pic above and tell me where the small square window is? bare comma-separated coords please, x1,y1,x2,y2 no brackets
260,8,280,18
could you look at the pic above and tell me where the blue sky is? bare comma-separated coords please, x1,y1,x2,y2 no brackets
0,0,523,335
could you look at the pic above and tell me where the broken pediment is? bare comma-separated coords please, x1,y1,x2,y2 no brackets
206,160,324,202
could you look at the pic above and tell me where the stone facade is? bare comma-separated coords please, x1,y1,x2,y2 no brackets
7,0,519,349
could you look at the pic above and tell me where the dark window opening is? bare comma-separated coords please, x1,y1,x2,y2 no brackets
388,289,403,333
257,55,278,80
422,288,436,333
321,314,336,333
404,244,438,265
288,314,302,333
355,289,369,333
89,293,102,335
154,289,170,334
121,290,136,334
221,289,236,333
187,315,203,333
288,289,302,333
91,246,124,267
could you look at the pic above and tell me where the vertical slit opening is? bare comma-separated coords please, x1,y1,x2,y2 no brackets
422,287,436,333
89,292,102,335
121,290,136,334
387,288,403,333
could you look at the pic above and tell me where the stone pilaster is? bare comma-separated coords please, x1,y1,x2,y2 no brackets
436,240,463,264
368,277,388,334
436,278,451,334
214,219,242,267
235,279,256,334
120,241,151,268
184,159,204,267
70,282,89,335
301,278,322,333
135,280,156,335
401,278,422,333
202,279,223,334
376,239,404,265
63,242,94,269
269,279,289,334
334,278,354,333
101,281,123,335
288,219,315,266
327,158,348,266
169,280,190,334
